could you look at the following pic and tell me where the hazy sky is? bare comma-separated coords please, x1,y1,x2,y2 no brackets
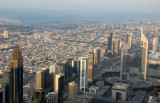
0,0,160,14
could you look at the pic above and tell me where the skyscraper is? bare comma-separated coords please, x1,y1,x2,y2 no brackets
125,33,132,47
113,39,120,54
88,51,94,83
33,88,45,103
2,69,11,103
140,28,148,80
72,60,78,74
80,57,88,91
36,70,45,89
49,63,59,87
68,81,77,101
94,48,101,65
0,84,5,103
54,73,64,103
62,60,69,80
41,67,49,89
45,92,58,103
108,32,113,52
120,43,131,81
10,45,23,103
153,36,159,52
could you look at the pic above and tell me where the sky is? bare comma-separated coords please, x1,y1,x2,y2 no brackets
0,0,160,14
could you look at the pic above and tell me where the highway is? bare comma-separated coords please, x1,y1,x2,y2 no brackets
93,56,120,80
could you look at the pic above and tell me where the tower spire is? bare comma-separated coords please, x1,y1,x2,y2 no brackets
11,45,23,67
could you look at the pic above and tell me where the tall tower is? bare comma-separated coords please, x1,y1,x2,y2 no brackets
94,48,101,65
88,50,94,83
153,36,159,52
10,45,23,103
140,28,148,80
80,57,88,91
120,43,131,81
68,81,77,101
113,39,120,54
54,73,64,103
108,32,113,52
49,63,59,87
125,33,132,47
36,70,45,89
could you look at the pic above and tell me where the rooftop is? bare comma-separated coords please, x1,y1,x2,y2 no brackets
89,86,99,90
149,52,160,61
112,83,129,91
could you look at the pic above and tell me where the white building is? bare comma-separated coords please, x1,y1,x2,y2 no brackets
89,86,99,94
120,42,131,81
153,36,159,52
140,28,148,80
80,57,88,91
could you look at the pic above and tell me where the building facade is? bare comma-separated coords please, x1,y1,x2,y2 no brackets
140,28,148,80
80,57,88,91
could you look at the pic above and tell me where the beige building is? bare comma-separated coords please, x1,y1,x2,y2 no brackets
2,31,8,38
88,51,94,83
36,70,45,89
54,73,64,93
113,39,120,54
94,48,101,65
68,81,77,101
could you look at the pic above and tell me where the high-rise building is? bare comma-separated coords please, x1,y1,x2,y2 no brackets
54,73,64,103
49,64,59,87
45,92,58,103
112,83,129,102
36,70,45,89
120,43,131,81
0,84,5,103
2,69,11,103
94,48,101,65
68,81,77,101
153,36,159,52
62,60,69,80
10,45,23,103
41,67,49,89
108,32,113,52
80,57,88,91
68,58,73,77
88,51,94,83
140,28,148,80
125,33,132,47
72,60,78,74
33,88,45,103
23,84,34,97
113,39,120,54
